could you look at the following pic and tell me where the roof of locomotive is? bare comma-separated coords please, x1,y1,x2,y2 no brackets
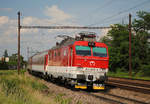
30,40,108,58
51,32,108,50
74,41,108,47
30,32,107,57
51,38,75,50
51,40,108,50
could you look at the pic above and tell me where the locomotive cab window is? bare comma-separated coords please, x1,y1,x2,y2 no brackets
93,47,107,57
75,46,91,56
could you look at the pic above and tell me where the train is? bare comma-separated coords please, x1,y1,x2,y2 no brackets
28,32,109,90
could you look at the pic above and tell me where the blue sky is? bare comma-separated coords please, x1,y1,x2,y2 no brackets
0,0,150,60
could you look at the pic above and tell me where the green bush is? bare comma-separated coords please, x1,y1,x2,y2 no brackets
137,64,150,77
0,70,16,75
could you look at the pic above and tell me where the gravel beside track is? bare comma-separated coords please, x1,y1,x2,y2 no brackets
27,73,150,104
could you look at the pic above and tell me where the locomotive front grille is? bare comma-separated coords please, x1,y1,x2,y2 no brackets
77,74,86,80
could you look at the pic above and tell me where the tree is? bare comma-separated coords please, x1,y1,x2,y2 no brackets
4,49,8,57
0,50,9,69
132,11,150,76
100,11,150,76
133,11,150,33
8,53,26,69
102,24,130,72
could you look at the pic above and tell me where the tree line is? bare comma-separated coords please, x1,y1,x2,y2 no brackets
100,11,150,77
0,50,27,70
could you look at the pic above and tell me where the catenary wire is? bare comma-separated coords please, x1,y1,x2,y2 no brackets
87,0,150,26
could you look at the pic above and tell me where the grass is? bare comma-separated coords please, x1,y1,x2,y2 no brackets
0,69,56,104
0,69,79,104
108,70,150,80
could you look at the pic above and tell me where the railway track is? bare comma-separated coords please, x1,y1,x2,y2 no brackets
72,87,149,104
87,92,149,104
106,77,150,94
28,72,150,104
82,91,125,104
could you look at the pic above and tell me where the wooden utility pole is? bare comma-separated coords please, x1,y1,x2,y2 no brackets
17,11,21,74
129,13,132,77
27,47,29,61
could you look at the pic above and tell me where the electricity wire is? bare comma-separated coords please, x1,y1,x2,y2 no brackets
87,0,150,26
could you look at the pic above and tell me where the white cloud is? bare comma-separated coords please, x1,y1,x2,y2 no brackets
0,8,13,12
0,5,77,46
100,28,110,38
44,5,72,22
22,16,35,25
0,5,79,58
22,16,43,25
20,5,79,35
0,16,9,26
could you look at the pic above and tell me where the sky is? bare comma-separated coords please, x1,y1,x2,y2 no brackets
0,0,150,60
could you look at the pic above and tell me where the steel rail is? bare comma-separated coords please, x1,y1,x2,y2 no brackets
107,77,150,94
97,92,149,104
80,91,149,104
80,91,126,104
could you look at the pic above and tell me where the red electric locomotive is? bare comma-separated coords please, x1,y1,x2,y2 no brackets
28,32,109,90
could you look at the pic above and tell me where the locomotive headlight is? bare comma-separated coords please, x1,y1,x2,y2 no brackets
105,68,108,73
88,42,95,47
